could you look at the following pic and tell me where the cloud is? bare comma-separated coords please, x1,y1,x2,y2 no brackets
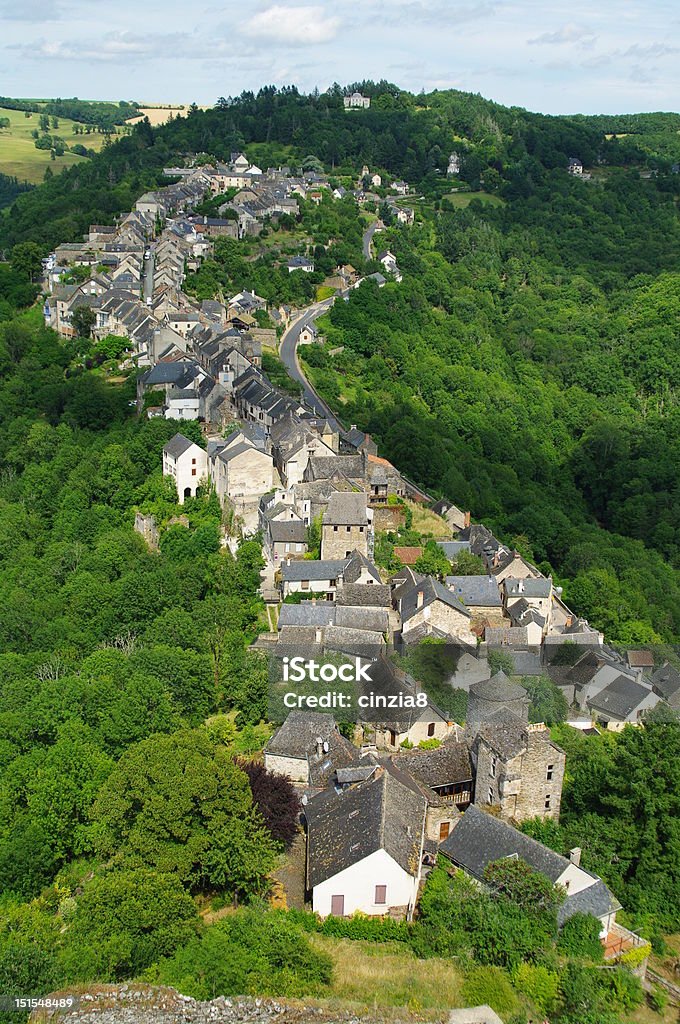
12,31,188,62
358,0,498,28
242,5,340,45
528,23,597,46
0,0,65,19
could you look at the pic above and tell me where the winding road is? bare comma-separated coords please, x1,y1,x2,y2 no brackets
362,219,382,260
277,219,384,435
279,298,343,431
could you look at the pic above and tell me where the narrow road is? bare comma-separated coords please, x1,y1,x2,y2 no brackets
142,249,154,303
279,299,343,431
362,220,381,260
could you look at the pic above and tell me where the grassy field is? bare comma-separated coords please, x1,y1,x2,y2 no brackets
442,191,505,209
309,935,464,1016
0,106,110,183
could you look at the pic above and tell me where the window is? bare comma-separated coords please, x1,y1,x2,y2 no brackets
359,526,364,533
439,821,450,841
427,722,435,737
333,525,338,532
545,795,551,810
301,580,310,590
375,885,387,905
547,764,554,781
330,579,336,587
191,468,196,476
488,787,494,805
390,730,397,746
191,458,196,465
331,895,345,917
490,756,497,778
346,525,351,532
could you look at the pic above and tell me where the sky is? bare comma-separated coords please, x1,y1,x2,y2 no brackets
2,0,679,115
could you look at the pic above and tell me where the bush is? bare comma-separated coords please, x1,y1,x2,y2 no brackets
320,913,410,943
462,966,520,1018
556,913,604,961
156,909,332,999
514,962,559,1016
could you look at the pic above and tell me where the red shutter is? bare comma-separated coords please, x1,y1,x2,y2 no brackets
374,885,387,905
330,895,345,916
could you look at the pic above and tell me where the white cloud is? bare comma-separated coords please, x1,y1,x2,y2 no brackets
528,23,597,46
242,5,340,45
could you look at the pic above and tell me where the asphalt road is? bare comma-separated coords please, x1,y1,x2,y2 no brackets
278,299,343,431
362,220,381,260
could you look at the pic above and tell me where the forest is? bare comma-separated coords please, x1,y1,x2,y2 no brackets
0,83,679,1021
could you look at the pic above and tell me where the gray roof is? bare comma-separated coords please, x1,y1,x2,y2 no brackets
401,577,471,623
278,603,335,628
469,671,528,703
559,876,622,926
342,551,381,584
392,741,472,791
437,541,471,559
144,361,194,385
446,575,502,608
337,582,392,607
281,558,347,582
335,604,389,633
163,433,196,458
587,675,657,720
651,662,680,703
269,520,307,544
306,767,426,887
474,721,529,760
441,805,568,882
323,491,368,526
336,764,378,784
265,711,338,758
505,577,552,598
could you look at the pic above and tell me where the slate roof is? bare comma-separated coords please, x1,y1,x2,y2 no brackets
392,741,472,790
470,671,528,703
651,662,680,704
269,520,307,544
277,603,336,628
401,577,471,623
437,541,471,559
336,764,378,784
305,766,426,887
627,650,655,668
163,433,196,458
505,577,552,598
337,582,392,607
441,805,567,881
342,551,381,584
266,711,338,758
559,876,622,926
334,605,389,633
144,361,194,385
446,575,502,608
474,721,528,760
323,491,368,526
281,559,347,582
587,675,656,720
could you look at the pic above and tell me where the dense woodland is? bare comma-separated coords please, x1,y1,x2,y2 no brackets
0,85,679,1021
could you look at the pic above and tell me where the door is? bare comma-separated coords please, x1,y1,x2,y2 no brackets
439,821,450,841
330,894,345,917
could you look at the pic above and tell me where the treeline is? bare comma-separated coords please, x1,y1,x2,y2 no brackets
0,174,33,213
5,83,679,253
0,96,139,127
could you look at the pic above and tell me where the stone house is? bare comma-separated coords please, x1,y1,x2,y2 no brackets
399,578,476,646
209,430,277,505
264,711,357,788
162,433,208,503
587,676,662,730
321,492,372,560
445,575,504,628
390,740,473,842
471,721,566,822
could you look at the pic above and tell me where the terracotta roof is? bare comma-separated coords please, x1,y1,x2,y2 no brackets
394,546,422,565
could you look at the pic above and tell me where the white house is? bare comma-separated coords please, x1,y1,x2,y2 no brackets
447,153,461,176
298,323,318,345
440,805,622,939
567,157,584,175
287,255,315,273
162,433,208,503
344,92,371,109
305,766,426,918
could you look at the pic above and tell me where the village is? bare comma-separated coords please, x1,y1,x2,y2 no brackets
40,145,680,980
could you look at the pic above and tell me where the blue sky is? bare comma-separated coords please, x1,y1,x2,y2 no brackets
2,0,679,114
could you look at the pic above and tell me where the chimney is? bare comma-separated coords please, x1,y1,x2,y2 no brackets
315,736,323,756
569,847,582,867
315,628,322,644
416,589,424,609
518,579,524,593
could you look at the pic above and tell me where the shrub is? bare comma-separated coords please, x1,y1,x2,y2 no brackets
462,966,520,1018
321,913,410,943
557,913,604,961
514,962,559,1016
